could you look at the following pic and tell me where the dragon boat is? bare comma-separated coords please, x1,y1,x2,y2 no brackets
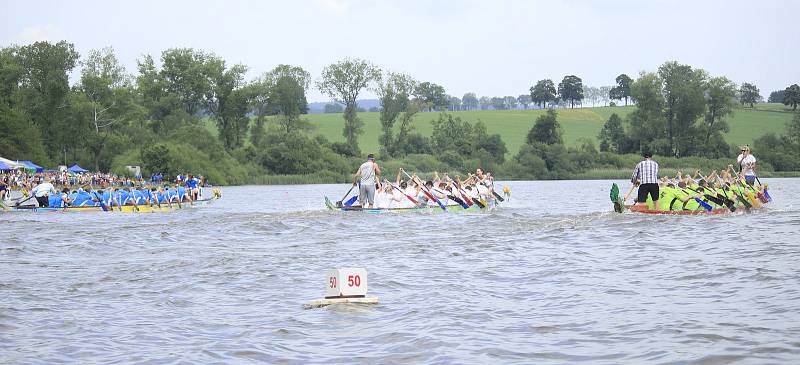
609,182,772,215
4,196,218,213
324,196,497,213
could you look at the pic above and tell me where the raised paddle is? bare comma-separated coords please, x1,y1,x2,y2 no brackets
386,181,423,207
447,176,484,208
728,165,759,208
433,187,469,209
473,175,504,202
402,170,446,211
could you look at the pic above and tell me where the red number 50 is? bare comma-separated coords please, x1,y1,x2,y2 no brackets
329,276,337,288
347,275,361,287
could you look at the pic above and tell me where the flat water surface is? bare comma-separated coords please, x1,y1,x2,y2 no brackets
2,179,800,364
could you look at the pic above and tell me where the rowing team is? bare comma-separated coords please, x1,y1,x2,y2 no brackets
349,157,498,209
634,168,770,212
20,179,203,209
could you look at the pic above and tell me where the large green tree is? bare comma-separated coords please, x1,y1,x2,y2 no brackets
703,76,737,152
598,113,625,152
205,59,250,150
14,41,80,158
627,72,666,154
738,82,760,108
784,84,800,111
557,75,583,108
530,79,556,108
160,48,216,116
270,75,310,133
317,58,381,153
658,61,706,156
375,72,417,156
527,109,563,145
609,74,632,106
414,81,447,111
76,47,139,171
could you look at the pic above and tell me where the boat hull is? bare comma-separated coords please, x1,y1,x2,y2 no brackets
623,204,740,215
325,196,496,213
8,198,217,213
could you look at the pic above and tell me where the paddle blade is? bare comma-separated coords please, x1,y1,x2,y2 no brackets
344,196,358,206
492,190,505,202
610,183,620,203
694,197,713,211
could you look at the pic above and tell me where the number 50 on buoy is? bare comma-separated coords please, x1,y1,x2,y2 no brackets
326,268,367,298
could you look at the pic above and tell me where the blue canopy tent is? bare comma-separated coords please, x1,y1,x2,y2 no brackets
0,160,15,171
19,160,44,173
67,164,89,173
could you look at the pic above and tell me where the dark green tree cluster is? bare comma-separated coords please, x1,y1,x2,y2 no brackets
529,75,585,109
429,113,507,172
0,41,342,184
596,61,739,159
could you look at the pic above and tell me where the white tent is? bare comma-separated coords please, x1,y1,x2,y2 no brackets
0,156,26,170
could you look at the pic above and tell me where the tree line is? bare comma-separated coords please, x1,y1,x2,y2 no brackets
1,41,798,184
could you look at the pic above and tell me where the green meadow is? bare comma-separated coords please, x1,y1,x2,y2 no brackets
302,104,792,157
204,103,793,158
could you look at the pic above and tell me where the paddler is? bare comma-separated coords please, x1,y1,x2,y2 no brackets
631,151,661,210
352,154,380,209
30,178,57,207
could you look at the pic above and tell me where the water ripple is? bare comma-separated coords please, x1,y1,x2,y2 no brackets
1,180,800,364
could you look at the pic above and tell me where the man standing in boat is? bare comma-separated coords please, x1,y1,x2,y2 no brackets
736,145,757,186
631,151,660,210
353,153,381,209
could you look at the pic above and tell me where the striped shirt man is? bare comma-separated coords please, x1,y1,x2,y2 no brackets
631,159,659,184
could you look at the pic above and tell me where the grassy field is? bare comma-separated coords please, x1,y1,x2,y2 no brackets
205,103,794,158
303,103,793,157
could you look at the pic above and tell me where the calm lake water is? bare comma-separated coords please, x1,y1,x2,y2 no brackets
2,179,800,364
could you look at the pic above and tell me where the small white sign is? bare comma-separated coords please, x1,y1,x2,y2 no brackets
325,268,368,298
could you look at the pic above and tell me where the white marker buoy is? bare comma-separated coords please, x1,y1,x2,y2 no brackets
305,268,379,309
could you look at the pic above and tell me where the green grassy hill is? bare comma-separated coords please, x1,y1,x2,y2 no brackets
303,103,792,157
204,103,793,158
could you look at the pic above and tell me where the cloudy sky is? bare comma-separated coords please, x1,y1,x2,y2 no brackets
2,0,797,102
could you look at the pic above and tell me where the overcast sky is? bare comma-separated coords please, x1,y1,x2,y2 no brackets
2,0,797,102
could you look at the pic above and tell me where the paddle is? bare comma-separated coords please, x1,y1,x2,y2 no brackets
337,184,357,207
754,176,772,202
385,180,423,207
679,188,713,211
402,170,446,211
694,173,736,212
344,195,358,206
93,191,109,212
687,186,734,212
14,194,34,208
433,187,469,209
447,176,482,208
728,165,759,208
473,175,504,202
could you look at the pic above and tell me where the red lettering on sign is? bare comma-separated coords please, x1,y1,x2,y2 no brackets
348,275,361,287
329,276,336,288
